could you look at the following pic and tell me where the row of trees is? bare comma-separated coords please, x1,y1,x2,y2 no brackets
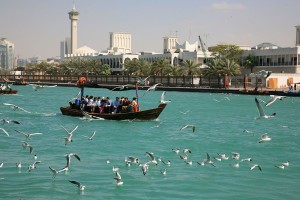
12,44,257,77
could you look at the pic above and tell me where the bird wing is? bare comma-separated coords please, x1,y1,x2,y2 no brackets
29,133,43,136
90,131,96,139
70,125,79,134
160,91,166,102
3,103,15,106
255,97,265,116
15,130,27,136
69,180,80,187
11,120,21,124
265,95,277,107
146,152,155,160
73,154,81,161
17,106,31,113
0,128,9,136
180,125,189,130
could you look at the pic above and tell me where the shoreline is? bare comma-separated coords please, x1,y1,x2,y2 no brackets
7,80,300,97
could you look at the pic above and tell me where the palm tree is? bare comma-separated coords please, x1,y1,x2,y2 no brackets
179,60,201,76
202,58,221,77
219,58,241,76
244,54,256,73
151,58,172,76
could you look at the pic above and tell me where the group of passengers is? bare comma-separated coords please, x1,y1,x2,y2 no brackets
70,95,139,113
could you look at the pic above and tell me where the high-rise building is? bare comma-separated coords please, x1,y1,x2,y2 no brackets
60,37,71,59
68,3,79,54
0,38,15,70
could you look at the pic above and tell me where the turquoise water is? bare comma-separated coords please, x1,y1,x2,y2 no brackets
0,86,300,200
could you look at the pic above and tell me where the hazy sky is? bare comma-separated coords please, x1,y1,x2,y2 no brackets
1,0,300,59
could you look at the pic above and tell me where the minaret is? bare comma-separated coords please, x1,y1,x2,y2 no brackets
68,2,79,54
296,25,300,46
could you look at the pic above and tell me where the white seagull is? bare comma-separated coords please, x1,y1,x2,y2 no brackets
15,130,43,140
49,166,69,178
28,161,41,172
231,152,240,160
69,180,86,191
82,131,96,140
3,103,31,113
160,91,171,103
1,119,20,125
111,84,135,91
142,83,162,97
114,171,123,185
265,95,286,107
160,168,167,175
255,97,276,120
146,152,158,165
65,153,81,167
62,125,78,145
258,133,272,143
22,141,33,154
250,164,262,171
0,128,10,137
180,125,196,133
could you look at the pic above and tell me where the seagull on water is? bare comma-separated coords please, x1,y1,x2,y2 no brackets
282,161,290,167
180,125,196,133
15,130,43,140
265,95,286,107
69,180,86,191
142,83,162,97
241,158,253,162
114,171,123,185
255,97,276,120
62,125,78,145
197,153,216,167
217,153,229,160
160,91,171,104
127,156,139,164
231,152,240,160
258,133,271,143
162,160,171,166
16,162,22,168
3,103,31,113
172,148,180,154
160,169,167,175
146,152,158,165
28,161,41,172
82,131,96,140
180,110,190,115
183,148,192,154
0,128,10,137
112,166,119,172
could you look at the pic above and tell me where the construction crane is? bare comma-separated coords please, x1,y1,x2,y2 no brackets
198,35,209,65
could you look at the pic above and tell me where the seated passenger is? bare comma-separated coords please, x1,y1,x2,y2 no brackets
112,97,120,113
131,97,138,112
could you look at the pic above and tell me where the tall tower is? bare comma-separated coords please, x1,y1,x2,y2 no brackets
296,26,300,46
68,2,79,54
163,36,178,53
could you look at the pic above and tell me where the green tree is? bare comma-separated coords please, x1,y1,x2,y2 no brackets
219,58,241,76
179,60,201,76
244,53,257,73
202,58,221,77
210,44,243,62
151,58,172,76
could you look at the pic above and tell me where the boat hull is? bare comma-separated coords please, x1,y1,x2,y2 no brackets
60,103,167,120
0,90,18,94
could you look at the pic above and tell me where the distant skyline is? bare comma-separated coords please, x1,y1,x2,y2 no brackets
1,0,300,59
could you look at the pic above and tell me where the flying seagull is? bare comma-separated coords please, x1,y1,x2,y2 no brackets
22,141,33,154
114,171,123,185
134,76,151,85
254,97,276,120
1,119,20,125
180,125,196,133
69,180,86,191
61,125,78,145
258,133,271,143
142,83,162,97
111,84,135,91
3,103,31,113
81,111,104,120
265,95,286,107
82,131,96,140
15,130,43,140
160,91,171,104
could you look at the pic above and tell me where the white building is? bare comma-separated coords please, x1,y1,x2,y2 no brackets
0,38,15,70
108,32,132,54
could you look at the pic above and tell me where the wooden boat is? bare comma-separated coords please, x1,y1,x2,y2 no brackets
60,103,167,120
0,89,18,94
13,78,27,85
61,77,167,120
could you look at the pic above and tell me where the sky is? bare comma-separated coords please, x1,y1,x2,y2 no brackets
1,0,300,59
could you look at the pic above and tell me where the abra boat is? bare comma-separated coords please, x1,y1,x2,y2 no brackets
0,80,18,94
60,77,167,120
60,103,167,120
